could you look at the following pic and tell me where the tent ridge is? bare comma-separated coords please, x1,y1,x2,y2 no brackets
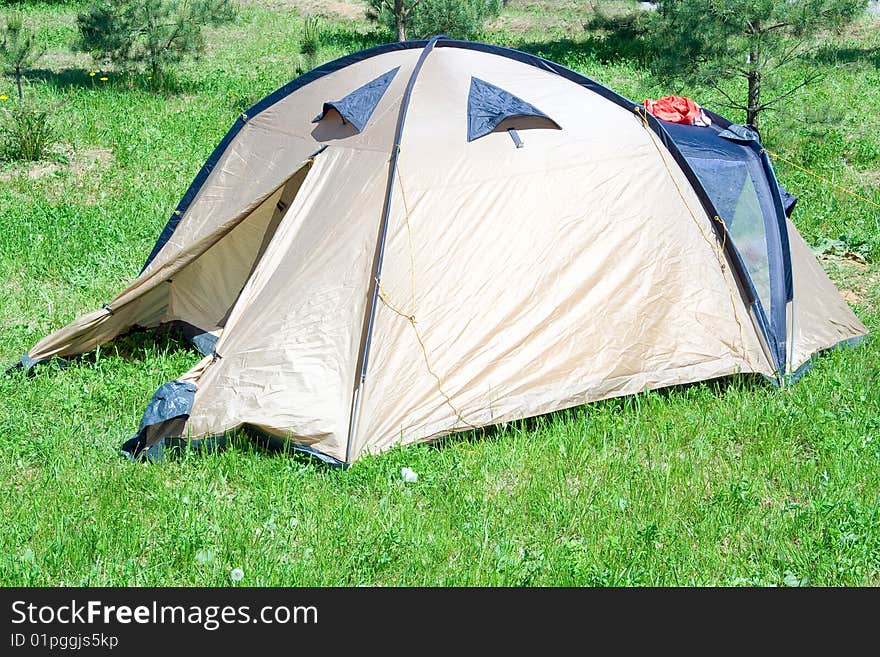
140,38,641,278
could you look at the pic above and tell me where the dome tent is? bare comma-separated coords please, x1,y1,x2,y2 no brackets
14,37,867,465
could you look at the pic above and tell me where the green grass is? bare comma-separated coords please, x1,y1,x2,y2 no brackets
0,1,878,586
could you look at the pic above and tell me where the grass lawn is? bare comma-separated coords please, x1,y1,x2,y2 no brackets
0,1,878,586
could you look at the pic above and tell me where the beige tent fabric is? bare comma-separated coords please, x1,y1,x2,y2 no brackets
28,174,293,362
27,286,167,363
785,219,868,373
350,47,774,459
163,170,304,334
181,146,393,461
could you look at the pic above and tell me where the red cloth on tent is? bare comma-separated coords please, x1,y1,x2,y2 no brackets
643,95,711,126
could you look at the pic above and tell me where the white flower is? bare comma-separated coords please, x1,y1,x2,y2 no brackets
400,467,418,483
195,549,214,564
230,568,244,582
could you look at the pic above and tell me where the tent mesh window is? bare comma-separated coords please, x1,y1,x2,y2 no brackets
688,158,772,311
664,120,787,333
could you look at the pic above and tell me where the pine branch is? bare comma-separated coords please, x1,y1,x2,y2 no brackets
706,79,749,111
758,72,825,110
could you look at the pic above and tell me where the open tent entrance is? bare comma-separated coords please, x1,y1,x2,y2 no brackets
160,160,315,353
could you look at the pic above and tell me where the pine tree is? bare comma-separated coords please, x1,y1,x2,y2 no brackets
653,0,868,128
76,0,235,88
366,0,500,41
368,0,420,41
1,12,43,101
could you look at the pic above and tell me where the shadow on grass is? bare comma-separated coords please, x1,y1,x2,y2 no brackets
24,68,100,92
321,25,387,54
25,68,150,92
425,373,776,455
515,34,654,67
104,325,201,361
813,46,880,67
159,427,334,468
8,324,200,375
25,67,205,96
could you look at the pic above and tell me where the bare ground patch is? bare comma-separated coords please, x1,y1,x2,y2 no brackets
239,0,366,20
0,145,113,183
0,146,115,206
38,49,93,73
858,168,880,189
487,0,638,36
819,252,877,309
842,286,866,305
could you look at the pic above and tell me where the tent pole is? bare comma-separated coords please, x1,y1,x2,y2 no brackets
344,35,445,464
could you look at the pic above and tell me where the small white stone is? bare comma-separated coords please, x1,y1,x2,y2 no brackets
194,549,214,564
400,467,418,483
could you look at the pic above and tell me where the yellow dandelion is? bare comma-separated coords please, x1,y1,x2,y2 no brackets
0,94,8,101
147,76,152,80
99,76,108,81
89,71,96,77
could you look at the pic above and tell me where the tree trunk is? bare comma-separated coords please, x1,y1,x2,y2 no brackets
16,66,23,101
746,43,760,129
395,0,407,41
746,70,760,128
150,58,162,89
